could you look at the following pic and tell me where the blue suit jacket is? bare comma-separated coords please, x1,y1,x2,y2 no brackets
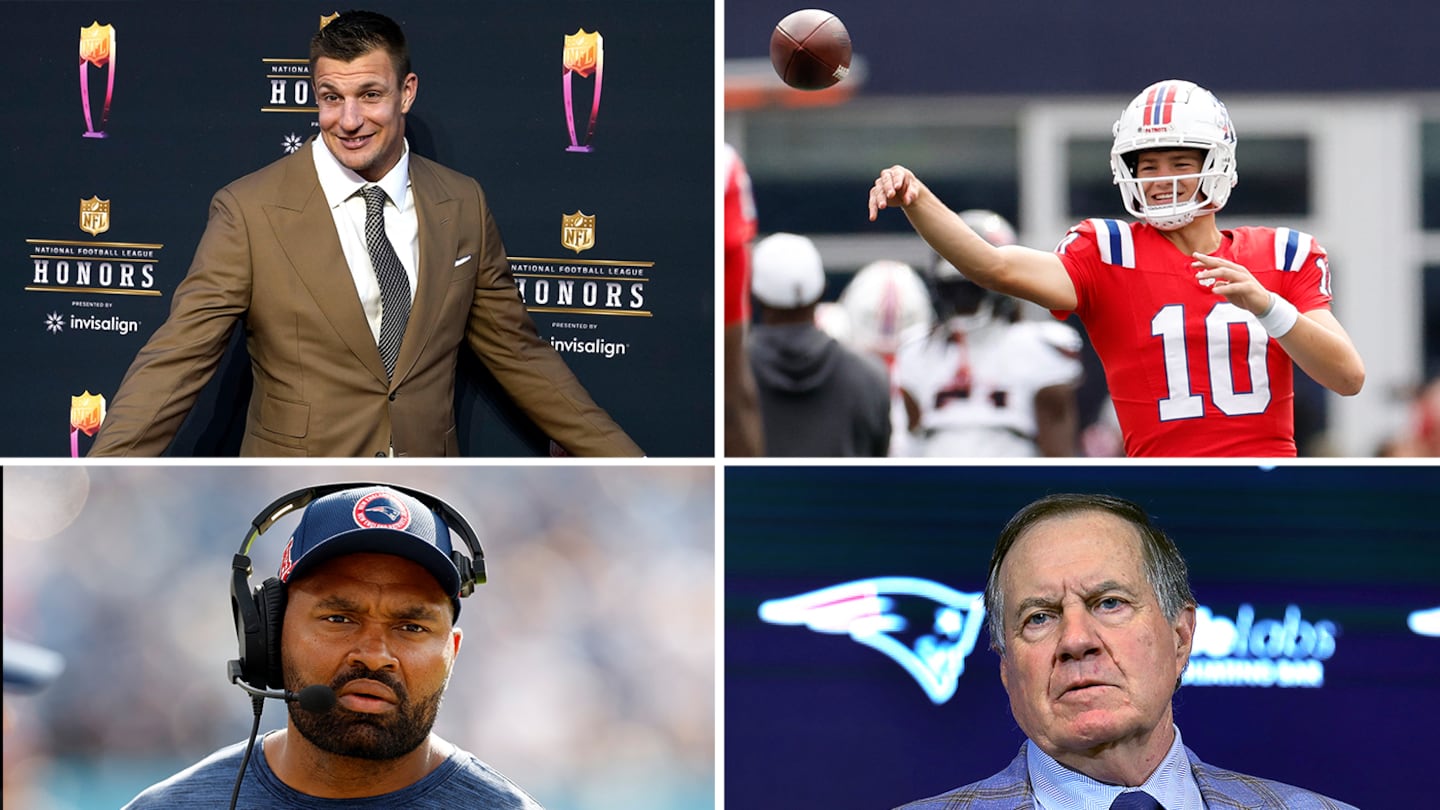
895,745,1359,810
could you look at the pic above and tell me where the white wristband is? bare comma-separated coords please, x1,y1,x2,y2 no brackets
1256,292,1299,338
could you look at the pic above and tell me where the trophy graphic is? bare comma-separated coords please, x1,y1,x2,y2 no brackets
79,21,117,138
70,391,107,458
562,29,603,152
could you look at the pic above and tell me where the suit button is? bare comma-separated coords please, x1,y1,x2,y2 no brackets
375,451,386,458
388,393,397,401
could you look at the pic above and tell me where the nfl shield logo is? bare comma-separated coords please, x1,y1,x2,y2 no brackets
563,30,600,78
70,390,106,436
561,211,595,254
79,197,110,236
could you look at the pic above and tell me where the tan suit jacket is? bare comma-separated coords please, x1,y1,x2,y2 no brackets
89,144,641,457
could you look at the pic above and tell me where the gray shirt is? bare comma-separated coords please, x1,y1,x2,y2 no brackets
123,733,545,809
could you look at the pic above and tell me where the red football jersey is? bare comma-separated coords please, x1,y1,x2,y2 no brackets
723,144,758,326
1054,219,1333,457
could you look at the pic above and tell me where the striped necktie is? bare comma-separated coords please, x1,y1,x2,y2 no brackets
360,185,411,380
1109,790,1163,809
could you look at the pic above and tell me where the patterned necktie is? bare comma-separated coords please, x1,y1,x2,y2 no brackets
360,185,411,379
1109,790,1163,810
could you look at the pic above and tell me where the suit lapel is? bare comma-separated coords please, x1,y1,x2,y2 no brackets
397,157,461,380
264,144,389,383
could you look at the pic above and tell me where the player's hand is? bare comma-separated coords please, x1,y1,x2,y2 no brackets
868,165,924,221
1192,253,1271,314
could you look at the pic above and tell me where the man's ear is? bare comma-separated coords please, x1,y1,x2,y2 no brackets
401,73,418,114
1173,603,1196,670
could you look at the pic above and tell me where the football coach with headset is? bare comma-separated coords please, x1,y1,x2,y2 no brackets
122,483,543,809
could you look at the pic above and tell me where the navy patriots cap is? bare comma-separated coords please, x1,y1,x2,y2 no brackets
276,486,462,611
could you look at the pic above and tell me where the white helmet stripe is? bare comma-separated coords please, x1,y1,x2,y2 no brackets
1088,218,1136,268
1274,227,1313,272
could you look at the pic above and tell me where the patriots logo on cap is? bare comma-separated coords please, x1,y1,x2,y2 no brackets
277,538,297,582
759,577,987,704
353,492,412,531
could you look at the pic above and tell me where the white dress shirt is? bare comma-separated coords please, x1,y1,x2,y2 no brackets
311,137,420,344
1027,725,1206,810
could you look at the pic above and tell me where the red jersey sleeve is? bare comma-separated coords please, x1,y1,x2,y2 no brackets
1051,218,1121,322
723,145,758,326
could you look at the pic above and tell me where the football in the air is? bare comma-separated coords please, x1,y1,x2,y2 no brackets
770,9,852,90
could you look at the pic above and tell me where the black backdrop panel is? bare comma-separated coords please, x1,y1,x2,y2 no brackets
726,466,1440,809
2,2,713,456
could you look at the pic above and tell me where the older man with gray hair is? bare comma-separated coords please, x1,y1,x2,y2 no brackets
897,493,1357,810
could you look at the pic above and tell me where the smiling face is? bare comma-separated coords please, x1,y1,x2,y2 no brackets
313,49,416,182
1134,148,1206,209
281,552,460,761
997,510,1194,769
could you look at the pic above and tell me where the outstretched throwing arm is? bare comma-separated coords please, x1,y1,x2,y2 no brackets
868,165,1077,311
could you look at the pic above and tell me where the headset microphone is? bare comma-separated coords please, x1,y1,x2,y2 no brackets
228,662,338,713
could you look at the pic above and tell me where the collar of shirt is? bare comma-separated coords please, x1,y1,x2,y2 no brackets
1026,726,1205,810
309,135,419,346
311,135,412,212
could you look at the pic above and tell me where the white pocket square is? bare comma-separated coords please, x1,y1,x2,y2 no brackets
454,254,472,267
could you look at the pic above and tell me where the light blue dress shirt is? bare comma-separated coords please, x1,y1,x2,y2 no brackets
1027,725,1206,810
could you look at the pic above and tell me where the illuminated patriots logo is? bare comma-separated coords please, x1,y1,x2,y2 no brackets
759,577,987,704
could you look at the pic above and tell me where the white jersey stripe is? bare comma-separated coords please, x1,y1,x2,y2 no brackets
1088,218,1135,268
1274,227,1314,272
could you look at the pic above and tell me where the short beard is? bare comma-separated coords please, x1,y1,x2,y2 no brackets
284,663,443,761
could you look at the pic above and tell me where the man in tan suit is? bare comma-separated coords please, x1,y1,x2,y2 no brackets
89,10,640,457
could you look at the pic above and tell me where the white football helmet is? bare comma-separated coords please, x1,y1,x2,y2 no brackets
839,260,933,358
1111,79,1237,230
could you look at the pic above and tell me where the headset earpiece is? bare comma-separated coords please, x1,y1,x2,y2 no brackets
230,555,267,690
256,578,287,689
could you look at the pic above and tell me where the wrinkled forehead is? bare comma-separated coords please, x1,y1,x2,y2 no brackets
1002,510,1148,590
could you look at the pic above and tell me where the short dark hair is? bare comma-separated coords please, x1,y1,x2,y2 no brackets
984,493,1195,654
309,10,411,84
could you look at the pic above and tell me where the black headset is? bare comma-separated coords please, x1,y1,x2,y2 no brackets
228,482,486,693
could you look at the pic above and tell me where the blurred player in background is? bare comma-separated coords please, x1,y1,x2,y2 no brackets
837,258,934,455
724,143,765,456
869,79,1364,457
3,634,65,733
3,634,64,807
896,210,1083,457
748,233,891,456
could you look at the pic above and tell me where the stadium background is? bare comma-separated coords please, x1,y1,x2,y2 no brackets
3,1,712,457
2,465,714,810
726,465,1440,808
725,0,1440,457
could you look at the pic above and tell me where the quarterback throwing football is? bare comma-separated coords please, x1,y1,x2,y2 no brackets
869,79,1364,457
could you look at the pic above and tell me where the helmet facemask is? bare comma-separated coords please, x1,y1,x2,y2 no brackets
1110,80,1238,231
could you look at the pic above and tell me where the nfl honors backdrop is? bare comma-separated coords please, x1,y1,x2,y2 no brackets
3,2,712,456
